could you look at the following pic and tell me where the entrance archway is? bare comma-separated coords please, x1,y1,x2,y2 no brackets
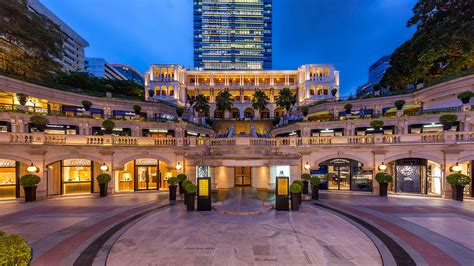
244,108,254,119
230,108,240,119
115,158,170,192
47,158,101,195
313,158,372,191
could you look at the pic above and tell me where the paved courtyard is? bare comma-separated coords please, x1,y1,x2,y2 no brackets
0,190,473,265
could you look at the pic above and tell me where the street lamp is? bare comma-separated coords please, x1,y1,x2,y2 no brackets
378,162,387,171
27,163,39,173
451,162,462,173
304,162,310,170
176,162,182,170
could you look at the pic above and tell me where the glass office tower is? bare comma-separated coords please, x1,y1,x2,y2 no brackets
193,0,272,70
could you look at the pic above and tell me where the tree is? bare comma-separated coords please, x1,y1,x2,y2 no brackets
381,0,474,89
215,90,233,112
251,90,268,113
276,88,296,124
193,94,210,124
0,0,64,80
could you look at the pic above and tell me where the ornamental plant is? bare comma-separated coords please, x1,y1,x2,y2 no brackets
148,90,154,98
19,174,40,187
176,106,185,118
177,174,187,183
446,173,471,187
344,104,353,113
439,114,457,130
301,173,311,181
370,120,384,128
81,100,92,111
331,88,338,96
105,84,114,92
182,180,192,189
301,106,309,117
185,183,197,193
310,176,321,186
293,180,303,188
96,173,112,184
16,93,29,106
133,105,142,115
457,91,474,104
394,100,406,110
102,119,116,134
290,183,302,194
0,231,31,265
29,115,49,132
167,177,178,186
375,172,393,184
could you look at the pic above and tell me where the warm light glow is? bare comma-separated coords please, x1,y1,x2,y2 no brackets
176,162,182,170
100,163,109,171
451,162,462,173
304,162,310,170
378,162,387,171
27,163,39,173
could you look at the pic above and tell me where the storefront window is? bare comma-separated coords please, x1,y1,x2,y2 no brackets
0,160,17,199
314,159,372,191
387,158,441,196
115,159,169,192
62,159,93,194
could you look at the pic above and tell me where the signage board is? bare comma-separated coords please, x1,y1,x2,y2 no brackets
197,177,211,211
275,176,289,211
63,159,91,166
0,160,16,168
135,158,159,166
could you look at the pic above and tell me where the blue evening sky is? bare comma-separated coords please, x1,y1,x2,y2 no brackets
42,0,416,97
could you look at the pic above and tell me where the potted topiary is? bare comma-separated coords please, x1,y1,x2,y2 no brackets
177,174,187,195
133,105,142,117
102,119,116,135
16,93,29,111
290,182,302,211
300,173,311,194
96,173,111,197
439,114,457,131
331,89,337,97
457,91,473,104
81,100,92,116
446,173,471,201
394,100,405,110
375,172,392,197
182,179,192,205
176,106,185,119
310,175,321,200
20,174,40,202
293,180,303,205
370,120,384,134
29,115,49,132
344,104,352,115
148,90,154,99
0,231,31,265
185,183,196,211
167,177,178,201
301,106,309,119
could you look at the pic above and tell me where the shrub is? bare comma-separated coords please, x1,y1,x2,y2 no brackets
290,183,302,194
177,174,187,183
0,231,31,265
301,106,309,117
133,105,142,115
457,91,474,104
344,104,353,113
167,177,178,186
331,88,338,96
370,120,384,128
185,183,197,193
301,173,311,180
182,180,192,189
394,100,405,110
29,115,49,132
205,117,213,126
148,90,154,97
310,176,321,186
81,100,92,111
19,174,40,187
176,107,185,117
446,173,471,187
105,84,113,92
96,173,111,184
439,114,457,130
272,117,280,126
293,180,303,188
16,93,29,106
102,119,116,134
375,172,392,184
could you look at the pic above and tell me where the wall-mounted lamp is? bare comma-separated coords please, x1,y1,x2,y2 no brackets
451,162,462,173
27,163,39,173
100,163,109,171
378,162,387,171
176,162,182,170
304,162,310,170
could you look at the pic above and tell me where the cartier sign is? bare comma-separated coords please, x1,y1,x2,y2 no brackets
63,159,91,166
0,159,16,168
135,158,158,165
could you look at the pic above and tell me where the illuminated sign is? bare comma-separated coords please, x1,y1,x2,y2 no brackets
0,160,16,168
277,177,288,196
135,158,158,165
198,178,209,197
63,159,91,166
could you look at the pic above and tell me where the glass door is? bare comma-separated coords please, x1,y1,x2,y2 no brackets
234,167,251,186
136,166,158,190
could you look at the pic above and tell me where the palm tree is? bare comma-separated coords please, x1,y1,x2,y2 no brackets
252,90,268,117
276,88,295,123
193,94,210,124
215,90,233,113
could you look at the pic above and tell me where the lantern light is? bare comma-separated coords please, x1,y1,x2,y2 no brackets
378,162,387,171
304,162,310,170
451,162,462,173
100,163,109,171
27,163,39,173
176,162,182,170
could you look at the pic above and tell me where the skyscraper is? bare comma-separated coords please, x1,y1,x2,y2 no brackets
193,0,272,71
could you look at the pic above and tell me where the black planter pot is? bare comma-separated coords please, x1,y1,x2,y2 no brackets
99,183,108,197
178,182,184,195
311,185,319,200
379,183,388,197
442,123,453,130
302,180,309,195
185,192,195,211
454,186,464,201
23,186,37,202
461,98,470,104
291,193,300,211
169,185,177,201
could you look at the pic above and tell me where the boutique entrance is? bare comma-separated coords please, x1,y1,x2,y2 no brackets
115,158,170,192
234,166,251,186
313,158,373,191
